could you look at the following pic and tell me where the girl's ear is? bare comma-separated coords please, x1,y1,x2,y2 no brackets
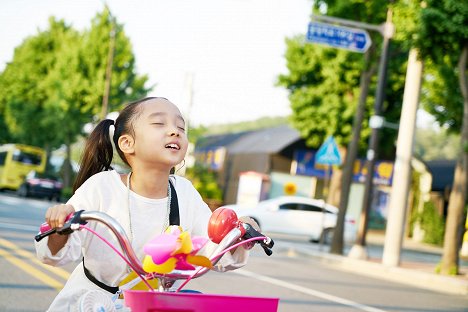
118,134,135,154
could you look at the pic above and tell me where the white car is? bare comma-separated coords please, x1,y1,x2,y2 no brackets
224,196,357,244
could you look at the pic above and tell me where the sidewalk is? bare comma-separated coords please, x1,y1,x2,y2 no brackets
283,231,468,296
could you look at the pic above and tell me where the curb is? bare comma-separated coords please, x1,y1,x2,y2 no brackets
287,245,468,296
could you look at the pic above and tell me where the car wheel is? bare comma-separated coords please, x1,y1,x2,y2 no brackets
320,228,334,245
17,184,29,198
50,193,61,202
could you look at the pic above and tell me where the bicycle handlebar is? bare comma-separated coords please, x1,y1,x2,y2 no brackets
35,208,274,288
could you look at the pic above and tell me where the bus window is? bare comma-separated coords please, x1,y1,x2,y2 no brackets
0,144,46,190
0,152,7,166
12,149,42,165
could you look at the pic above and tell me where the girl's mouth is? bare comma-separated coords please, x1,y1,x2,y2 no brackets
165,143,180,150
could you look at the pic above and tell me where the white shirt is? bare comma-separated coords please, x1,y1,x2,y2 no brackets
35,170,248,311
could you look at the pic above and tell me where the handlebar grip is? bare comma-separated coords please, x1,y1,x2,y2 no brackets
39,212,75,233
35,211,87,242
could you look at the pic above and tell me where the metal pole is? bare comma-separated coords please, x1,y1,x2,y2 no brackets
349,8,393,259
330,49,373,255
100,8,115,120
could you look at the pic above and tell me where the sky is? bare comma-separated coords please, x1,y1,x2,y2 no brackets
0,0,313,126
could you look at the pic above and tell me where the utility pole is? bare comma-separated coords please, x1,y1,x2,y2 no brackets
382,48,423,266
100,6,116,121
176,72,195,176
348,7,394,260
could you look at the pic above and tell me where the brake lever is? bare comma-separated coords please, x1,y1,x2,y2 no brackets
241,223,274,256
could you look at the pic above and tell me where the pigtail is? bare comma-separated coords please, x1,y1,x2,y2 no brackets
73,119,115,192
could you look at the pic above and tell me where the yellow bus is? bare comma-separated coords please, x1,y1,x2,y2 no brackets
0,144,47,190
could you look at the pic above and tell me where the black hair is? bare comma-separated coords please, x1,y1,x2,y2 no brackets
72,97,163,192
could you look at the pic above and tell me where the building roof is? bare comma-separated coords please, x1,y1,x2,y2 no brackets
195,125,301,155
195,131,251,151
228,125,300,154
424,159,456,192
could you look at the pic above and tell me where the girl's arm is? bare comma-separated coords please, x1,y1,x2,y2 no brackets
44,204,76,255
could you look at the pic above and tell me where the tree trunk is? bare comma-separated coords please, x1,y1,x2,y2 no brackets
440,44,468,275
63,133,73,190
327,166,342,207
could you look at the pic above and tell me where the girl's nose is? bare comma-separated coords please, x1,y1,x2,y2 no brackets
168,128,180,137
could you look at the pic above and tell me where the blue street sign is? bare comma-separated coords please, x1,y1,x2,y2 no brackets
306,21,371,53
315,136,342,165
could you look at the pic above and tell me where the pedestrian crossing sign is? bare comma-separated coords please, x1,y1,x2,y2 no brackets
315,136,342,165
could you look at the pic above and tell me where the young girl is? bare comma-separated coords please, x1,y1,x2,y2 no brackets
35,97,251,311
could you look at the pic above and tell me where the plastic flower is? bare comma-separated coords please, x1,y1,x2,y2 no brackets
142,226,212,274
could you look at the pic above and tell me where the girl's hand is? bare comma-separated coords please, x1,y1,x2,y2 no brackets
45,204,75,255
45,204,75,229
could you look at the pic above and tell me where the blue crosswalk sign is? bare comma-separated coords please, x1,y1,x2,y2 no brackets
315,136,342,165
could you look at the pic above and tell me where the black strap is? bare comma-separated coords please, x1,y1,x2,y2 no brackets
84,180,180,293
169,180,180,226
83,258,119,294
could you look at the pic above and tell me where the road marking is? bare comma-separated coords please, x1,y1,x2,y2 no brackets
0,221,39,232
0,247,64,291
235,269,388,312
0,194,50,209
0,238,70,280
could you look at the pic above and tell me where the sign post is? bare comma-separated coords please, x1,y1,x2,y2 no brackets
306,13,395,258
315,135,342,200
307,21,371,53
315,136,342,249
315,136,342,166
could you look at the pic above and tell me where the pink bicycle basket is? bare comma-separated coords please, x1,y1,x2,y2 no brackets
124,290,279,312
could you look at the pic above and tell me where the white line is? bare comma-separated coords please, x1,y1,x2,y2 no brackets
235,269,388,312
0,222,38,231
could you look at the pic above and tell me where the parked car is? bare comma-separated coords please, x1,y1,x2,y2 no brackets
224,196,357,244
17,170,63,201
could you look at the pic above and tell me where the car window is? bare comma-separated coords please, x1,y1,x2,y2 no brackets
299,204,323,213
279,203,301,211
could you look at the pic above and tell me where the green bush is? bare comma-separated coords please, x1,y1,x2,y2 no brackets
185,164,223,202
419,201,445,245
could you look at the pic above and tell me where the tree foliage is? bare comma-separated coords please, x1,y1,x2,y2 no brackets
277,0,408,159
0,8,151,185
0,18,79,148
417,1,467,132
414,127,460,161
411,0,468,275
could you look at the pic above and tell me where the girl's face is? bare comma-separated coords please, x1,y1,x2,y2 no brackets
130,98,188,170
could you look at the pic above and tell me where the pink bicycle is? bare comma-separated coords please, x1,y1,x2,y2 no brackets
36,207,278,312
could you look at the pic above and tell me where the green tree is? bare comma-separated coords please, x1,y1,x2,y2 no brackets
0,8,150,188
278,0,405,153
0,18,78,149
413,0,468,275
78,8,150,117
414,127,460,161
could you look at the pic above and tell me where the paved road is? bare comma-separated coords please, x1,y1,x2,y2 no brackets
1,193,468,312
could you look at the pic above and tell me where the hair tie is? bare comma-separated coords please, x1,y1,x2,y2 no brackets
109,123,115,139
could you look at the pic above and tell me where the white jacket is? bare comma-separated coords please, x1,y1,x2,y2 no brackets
35,170,248,311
